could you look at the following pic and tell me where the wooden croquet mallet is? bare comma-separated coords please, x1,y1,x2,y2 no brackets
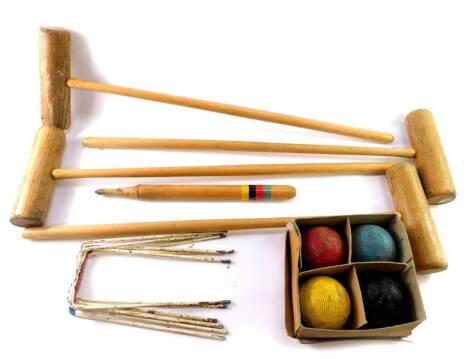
95,184,296,201
83,109,455,205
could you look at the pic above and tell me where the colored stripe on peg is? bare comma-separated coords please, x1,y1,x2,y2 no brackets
241,185,272,201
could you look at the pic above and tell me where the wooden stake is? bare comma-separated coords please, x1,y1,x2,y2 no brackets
68,78,394,143
95,184,296,201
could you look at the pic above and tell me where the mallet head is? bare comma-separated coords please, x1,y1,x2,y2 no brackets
39,27,71,130
386,163,447,273
406,109,456,205
10,126,65,227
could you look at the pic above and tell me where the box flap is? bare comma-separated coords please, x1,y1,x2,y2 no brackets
287,221,302,336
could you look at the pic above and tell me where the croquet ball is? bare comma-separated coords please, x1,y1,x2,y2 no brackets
300,276,351,329
352,224,397,262
360,272,411,328
301,226,346,269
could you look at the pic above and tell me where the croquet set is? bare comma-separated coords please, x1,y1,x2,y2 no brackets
10,27,455,341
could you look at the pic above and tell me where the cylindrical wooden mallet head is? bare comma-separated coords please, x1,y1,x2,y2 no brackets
406,109,455,205
10,126,65,227
10,27,70,227
39,27,71,130
386,163,447,273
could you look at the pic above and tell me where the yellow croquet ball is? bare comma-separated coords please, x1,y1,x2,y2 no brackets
299,276,351,329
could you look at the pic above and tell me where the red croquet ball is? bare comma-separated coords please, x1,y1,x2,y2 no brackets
301,226,346,269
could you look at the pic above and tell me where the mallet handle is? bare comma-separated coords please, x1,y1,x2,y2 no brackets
68,78,393,144
52,162,395,180
95,184,296,201
83,137,415,158
22,217,293,240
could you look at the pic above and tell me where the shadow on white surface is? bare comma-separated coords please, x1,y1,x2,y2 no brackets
48,29,107,224
70,30,106,134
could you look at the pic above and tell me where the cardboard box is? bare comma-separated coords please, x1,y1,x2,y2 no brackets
285,213,426,340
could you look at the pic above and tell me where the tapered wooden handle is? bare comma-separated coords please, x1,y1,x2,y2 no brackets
22,217,293,240
40,27,71,129
96,184,296,201
83,137,414,158
386,163,447,273
68,78,394,143
53,162,395,179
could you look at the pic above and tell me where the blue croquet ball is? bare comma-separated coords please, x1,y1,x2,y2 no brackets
352,224,397,262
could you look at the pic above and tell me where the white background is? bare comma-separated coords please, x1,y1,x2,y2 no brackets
1,1,469,358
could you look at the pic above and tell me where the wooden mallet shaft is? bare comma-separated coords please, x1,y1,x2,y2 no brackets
82,110,455,205
23,217,292,240
52,162,395,179
95,184,296,201
67,77,393,144
83,137,416,158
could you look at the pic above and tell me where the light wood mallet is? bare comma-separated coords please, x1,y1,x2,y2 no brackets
83,109,455,205
95,184,296,201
